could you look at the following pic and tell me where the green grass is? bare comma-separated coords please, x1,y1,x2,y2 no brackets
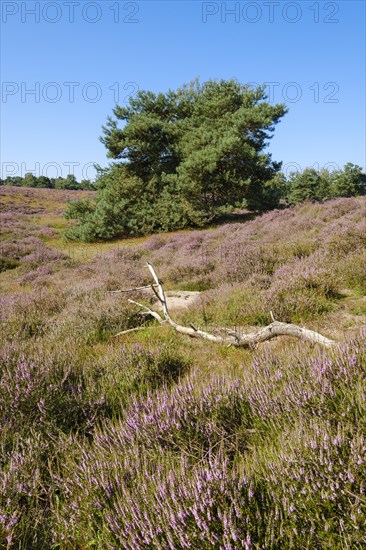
1,188,365,549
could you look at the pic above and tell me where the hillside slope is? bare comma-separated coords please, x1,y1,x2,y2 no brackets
0,186,365,548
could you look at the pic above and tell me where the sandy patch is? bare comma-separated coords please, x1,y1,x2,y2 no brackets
153,290,201,310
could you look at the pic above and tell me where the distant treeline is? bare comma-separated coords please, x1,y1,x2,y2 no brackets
0,173,96,190
283,163,366,205
1,164,365,205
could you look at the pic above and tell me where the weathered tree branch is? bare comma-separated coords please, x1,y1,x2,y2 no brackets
113,262,338,348
113,326,163,337
108,284,159,293
127,298,165,324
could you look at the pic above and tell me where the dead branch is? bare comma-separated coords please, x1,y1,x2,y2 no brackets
108,284,159,293
127,298,165,324
113,326,163,337
114,261,338,348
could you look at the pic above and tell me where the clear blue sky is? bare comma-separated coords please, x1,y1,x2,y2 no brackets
1,0,365,181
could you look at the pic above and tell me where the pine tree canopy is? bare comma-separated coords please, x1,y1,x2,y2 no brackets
66,78,288,241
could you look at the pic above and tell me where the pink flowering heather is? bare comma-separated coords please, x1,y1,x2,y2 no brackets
1,188,365,548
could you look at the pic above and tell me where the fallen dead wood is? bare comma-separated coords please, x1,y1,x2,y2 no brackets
113,325,164,337
109,284,159,293
112,261,338,348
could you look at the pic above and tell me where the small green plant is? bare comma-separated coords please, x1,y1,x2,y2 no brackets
0,257,20,272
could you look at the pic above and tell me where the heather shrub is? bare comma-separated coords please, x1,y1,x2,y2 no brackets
325,219,366,257
244,334,365,423
257,419,366,548
0,340,109,548
335,250,366,293
265,256,340,322
5,290,67,340
191,284,270,327
50,377,257,548
1,236,65,266
1,187,365,549
103,453,263,550
176,278,214,291
47,294,139,345
183,256,340,326
50,336,366,549
151,236,217,290
222,243,288,283
267,287,332,323
97,343,189,411
245,272,272,290
241,335,366,548
144,234,169,251
0,431,74,549
51,449,266,549
288,238,318,259
113,374,254,457
0,344,108,437
168,262,215,286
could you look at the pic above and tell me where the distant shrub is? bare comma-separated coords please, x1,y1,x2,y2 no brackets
329,162,366,198
286,163,366,205
287,168,330,205
0,173,95,190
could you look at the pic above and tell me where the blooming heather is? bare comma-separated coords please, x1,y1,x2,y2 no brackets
0,188,365,548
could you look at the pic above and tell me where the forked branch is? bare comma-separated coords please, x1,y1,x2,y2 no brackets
114,262,338,348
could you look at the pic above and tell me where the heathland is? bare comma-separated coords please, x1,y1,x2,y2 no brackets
0,185,365,548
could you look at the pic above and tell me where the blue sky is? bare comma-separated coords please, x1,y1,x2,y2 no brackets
1,0,365,181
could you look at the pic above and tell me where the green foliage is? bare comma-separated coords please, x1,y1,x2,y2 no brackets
0,174,94,190
65,198,95,219
287,163,366,205
23,173,39,188
0,257,20,272
55,174,93,190
261,171,288,209
66,78,288,241
37,176,53,188
287,168,328,204
330,162,366,197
